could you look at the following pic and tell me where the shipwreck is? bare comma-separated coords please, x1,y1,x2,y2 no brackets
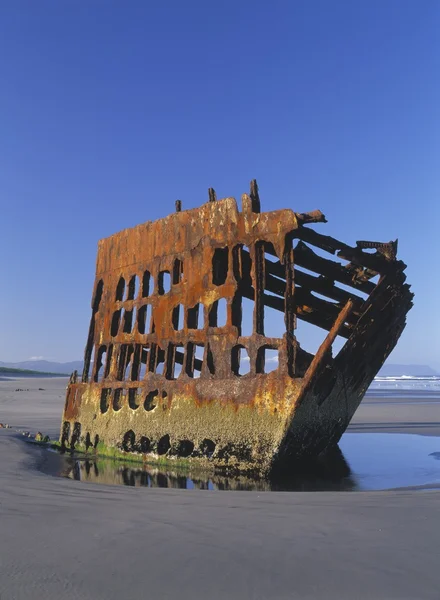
61,181,413,473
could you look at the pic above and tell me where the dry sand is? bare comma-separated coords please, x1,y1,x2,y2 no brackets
0,378,439,600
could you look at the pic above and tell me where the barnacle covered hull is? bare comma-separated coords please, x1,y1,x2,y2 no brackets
61,182,413,473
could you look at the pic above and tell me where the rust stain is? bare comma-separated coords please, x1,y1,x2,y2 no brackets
60,180,413,473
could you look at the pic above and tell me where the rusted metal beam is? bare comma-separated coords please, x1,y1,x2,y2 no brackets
293,225,350,255
250,179,261,213
295,210,327,225
300,300,354,399
356,239,398,261
242,246,365,309
264,270,363,315
241,282,353,337
294,241,376,293
337,246,405,275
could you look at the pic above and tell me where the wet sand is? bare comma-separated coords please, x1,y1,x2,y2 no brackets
1,378,439,599
349,396,440,436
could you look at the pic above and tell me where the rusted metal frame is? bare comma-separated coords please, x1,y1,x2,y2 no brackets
122,308,134,334
184,341,205,378
206,344,215,374
82,326,96,383
356,240,398,261
174,349,185,366
172,258,183,284
231,244,254,337
93,380,141,391
208,188,217,203
92,345,104,382
187,303,200,329
293,269,364,308
254,241,266,335
231,345,241,376
240,281,353,338
110,308,122,337
171,304,181,331
294,210,327,225
130,344,141,381
115,344,127,381
294,287,353,323
61,182,414,472
231,291,243,334
249,272,356,327
294,242,376,293
239,248,253,281
115,276,125,301
338,277,412,355
165,343,176,379
300,300,354,400
232,244,244,281
185,342,196,377
106,342,117,379
127,275,137,300
294,226,402,277
260,245,371,303
140,344,149,368
342,270,410,336
245,242,364,319
337,247,406,275
104,345,114,379
116,344,137,382
333,278,414,396
156,345,167,374
212,247,229,286
174,348,203,373
236,334,282,347
264,272,360,324
296,306,352,339
148,343,158,373
81,280,104,383
284,244,296,376
137,304,148,335
297,309,352,339
249,179,261,213
241,283,282,311
293,226,351,255
255,342,281,375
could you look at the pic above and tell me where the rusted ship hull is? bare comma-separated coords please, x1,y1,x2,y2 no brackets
60,182,413,473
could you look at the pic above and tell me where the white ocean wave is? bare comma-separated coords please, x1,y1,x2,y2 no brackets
374,376,440,382
369,376,440,392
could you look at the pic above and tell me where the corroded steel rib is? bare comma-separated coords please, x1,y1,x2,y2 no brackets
60,181,413,473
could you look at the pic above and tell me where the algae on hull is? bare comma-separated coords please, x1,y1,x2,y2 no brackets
60,180,413,473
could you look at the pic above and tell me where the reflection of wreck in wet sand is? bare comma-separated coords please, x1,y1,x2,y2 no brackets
62,445,357,492
60,181,413,474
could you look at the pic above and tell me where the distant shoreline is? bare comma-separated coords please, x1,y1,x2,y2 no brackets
0,367,69,378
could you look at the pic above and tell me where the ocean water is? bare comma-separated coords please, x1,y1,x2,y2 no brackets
367,376,440,399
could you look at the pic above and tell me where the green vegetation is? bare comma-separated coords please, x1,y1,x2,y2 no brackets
0,367,69,377
51,439,201,471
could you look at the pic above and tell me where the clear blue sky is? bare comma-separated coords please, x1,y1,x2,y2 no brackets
1,0,438,369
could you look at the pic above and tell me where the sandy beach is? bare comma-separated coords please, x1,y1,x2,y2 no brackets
1,378,439,600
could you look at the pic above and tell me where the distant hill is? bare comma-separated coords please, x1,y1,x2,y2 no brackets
0,366,69,377
378,364,439,377
0,360,83,375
